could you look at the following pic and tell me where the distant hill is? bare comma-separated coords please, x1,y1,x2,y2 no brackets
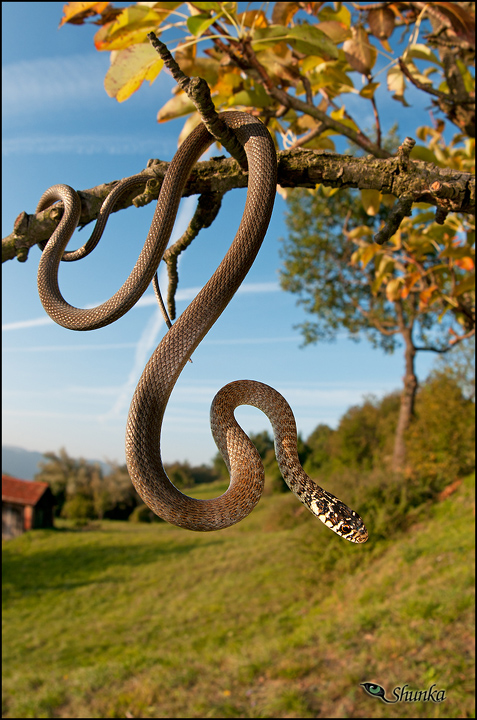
2,446,47,480
2,446,112,481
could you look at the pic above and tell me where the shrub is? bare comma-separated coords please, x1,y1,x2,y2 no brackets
129,504,162,523
405,371,475,485
60,495,95,521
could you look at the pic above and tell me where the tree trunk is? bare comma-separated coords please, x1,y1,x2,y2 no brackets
392,304,418,472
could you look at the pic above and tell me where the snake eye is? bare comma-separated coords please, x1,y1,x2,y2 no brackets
341,524,352,535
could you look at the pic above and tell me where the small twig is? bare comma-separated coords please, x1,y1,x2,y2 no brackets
399,58,450,102
240,38,390,159
374,194,414,245
287,123,326,150
163,192,223,320
146,33,248,328
302,75,314,106
434,206,449,224
397,136,416,170
370,94,382,149
147,32,247,168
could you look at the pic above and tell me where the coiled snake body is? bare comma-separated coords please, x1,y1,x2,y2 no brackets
36,111,368,543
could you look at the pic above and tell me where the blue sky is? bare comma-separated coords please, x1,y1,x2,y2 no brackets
2,2,438,467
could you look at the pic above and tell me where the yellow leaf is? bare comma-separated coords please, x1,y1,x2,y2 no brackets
237,10,268,29
271,2,301,26
386,277,403,301
387,65,409,106
157,92,196,122
360,189,381,216
346,225,374,240
381,194,396,208
379,38,392,52
407,43,442,66
360,243,380,268
94,6,166,51
301,135,336,151
330,107,360,133
104,44,163,102
319,185,341,199
178,113,203,147
359,82,380,99
59,2,109,28
343,27,376,75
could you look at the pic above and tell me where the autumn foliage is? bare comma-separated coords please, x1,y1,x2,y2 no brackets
58,1,474,347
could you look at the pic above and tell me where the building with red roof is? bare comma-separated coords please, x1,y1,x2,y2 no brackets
2,475,55,539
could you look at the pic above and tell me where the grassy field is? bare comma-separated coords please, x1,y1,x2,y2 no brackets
2,474,475,718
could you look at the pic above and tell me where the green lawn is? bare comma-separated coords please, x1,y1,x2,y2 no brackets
2,475,475,718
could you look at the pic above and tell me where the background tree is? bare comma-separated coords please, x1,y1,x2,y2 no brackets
35,449,103,519
280,180,474,469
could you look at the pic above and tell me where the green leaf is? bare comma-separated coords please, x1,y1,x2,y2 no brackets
251,25,289,51
406,43,442,66
409,145,440,164
189,2,222,11
187,12,221,37
454,273,475,295
287,24,339,59
359,81,380,99
228,85,273,109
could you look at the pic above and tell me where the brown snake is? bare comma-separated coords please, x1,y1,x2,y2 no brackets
36,111,368,543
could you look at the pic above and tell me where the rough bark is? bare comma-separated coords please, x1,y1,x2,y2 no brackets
392,303,419,472
3,150,475,264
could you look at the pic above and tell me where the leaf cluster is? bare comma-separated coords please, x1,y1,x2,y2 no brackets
281,182,474,350
60,2,474,151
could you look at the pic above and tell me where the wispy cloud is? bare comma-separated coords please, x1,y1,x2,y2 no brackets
2,54,109,117
98,305,164,421
2,282,280,332
3,342,138,353
2,316,55,332
2,133,175,157
98,195,197,420
2,52,175,156
3,336,301,353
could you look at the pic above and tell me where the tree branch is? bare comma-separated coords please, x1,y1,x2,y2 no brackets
3,149,474,263
240,39,390,159
147,32,247,168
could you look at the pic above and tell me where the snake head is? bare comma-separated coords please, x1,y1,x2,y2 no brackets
309,490,368,543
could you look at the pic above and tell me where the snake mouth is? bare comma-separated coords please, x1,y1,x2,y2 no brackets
326,518,369,543
345,524,369,544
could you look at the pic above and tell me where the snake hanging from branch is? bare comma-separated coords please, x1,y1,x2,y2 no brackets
35,111,368,544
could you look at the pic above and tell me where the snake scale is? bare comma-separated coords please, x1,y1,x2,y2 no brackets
36,111,368,543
